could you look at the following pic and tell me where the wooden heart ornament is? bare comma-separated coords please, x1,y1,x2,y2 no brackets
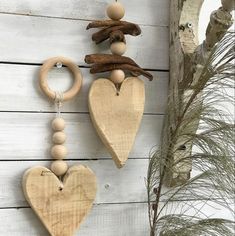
23,165,97,236
89,77,145,168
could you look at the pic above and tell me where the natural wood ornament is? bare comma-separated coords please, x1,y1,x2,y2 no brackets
23,166,97,236
22,57,97,236
86,1,153,168
89,77,145,168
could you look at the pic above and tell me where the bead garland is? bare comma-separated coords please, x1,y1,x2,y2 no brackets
85,1,152,168
85,1,153,81
107,1,127,85
50,97,68,176
38,56,83,177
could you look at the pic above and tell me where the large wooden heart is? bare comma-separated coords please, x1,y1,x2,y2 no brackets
89,77,145,168
22,165,97,236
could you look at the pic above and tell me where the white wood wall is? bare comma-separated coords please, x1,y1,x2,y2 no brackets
0,1,231,235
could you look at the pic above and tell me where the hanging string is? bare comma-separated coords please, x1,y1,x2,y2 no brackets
54,91,64,117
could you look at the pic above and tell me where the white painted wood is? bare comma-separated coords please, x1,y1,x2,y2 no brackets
0,64,168,114
1,159,231,208
0,204,149,236
0,201,233,236
0,1,233,235
0,3,167,231
156,199,234,223
0,112,163,160
0,14,169,70
0,0,169,27
0,160,148,207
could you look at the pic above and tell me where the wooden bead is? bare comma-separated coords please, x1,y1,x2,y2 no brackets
106,2,125,20
39,57,83,101
110,70,125,84
51,160,68,176
53,132,66,144
51,145,68,159
52,118,65,131
110,42,126,55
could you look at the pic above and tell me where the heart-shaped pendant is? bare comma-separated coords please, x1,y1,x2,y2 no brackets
23,165,97,236
89,77,145,168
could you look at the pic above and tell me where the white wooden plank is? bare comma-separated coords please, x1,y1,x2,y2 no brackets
0,0,170,27
0,160,148,207
0,204,149,236
0,14,169,70
0,201,233,236
0,158,231,208
0,64,168,114
159,200,235,221
0,112,163,160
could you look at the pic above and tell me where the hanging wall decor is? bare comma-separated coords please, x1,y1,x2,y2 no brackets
22,57,97,236
85,1,153,168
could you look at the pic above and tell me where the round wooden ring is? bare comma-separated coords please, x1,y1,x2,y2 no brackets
39,57,82,101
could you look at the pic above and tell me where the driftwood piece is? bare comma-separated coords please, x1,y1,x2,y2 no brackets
205,7,233,50
165,0,234,187
85,54,153,80
110,30,126,44
195,0,234,64
221,0,235,11
90,23,141,44
163,0,205,187
85,54,139,67
90,63,153,81
87,20,141,30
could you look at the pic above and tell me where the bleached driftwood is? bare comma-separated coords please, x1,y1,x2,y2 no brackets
165,0,234,186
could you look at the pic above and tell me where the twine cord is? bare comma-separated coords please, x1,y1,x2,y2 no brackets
54,91,64,117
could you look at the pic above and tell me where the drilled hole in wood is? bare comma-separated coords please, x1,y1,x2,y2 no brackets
41,171,52,176
59,187,63,191
178,145,187,151
105,184,110,189
115,84,120,96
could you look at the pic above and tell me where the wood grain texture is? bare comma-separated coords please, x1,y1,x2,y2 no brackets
0,14,169,70
0,0,167,234
0,0,170,26
0,113,163,160
0,201,233,236
204,4,233,50
89,78,145,168
0,160,148,208
0,64,168,113
163,0,204,186
23,165,97,236
0,1,233,234
1,160,229,209
0,204,149,236
39,57,83,101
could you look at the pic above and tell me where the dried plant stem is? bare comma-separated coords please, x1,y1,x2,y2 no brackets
147,30,235,236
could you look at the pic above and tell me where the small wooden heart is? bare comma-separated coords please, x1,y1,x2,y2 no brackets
89,77,145,168
23,165,97,236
